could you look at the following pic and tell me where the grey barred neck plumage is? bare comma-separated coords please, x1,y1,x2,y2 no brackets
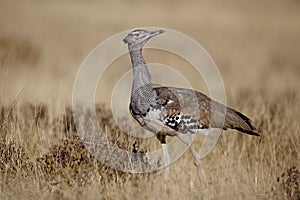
123,29,260,146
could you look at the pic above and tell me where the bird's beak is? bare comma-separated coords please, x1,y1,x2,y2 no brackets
149,29,165,38
123,37,128,44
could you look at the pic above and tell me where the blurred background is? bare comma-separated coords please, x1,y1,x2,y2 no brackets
1,1,300,199
1,0,299,106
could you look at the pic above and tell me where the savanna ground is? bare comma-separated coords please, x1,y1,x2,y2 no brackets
0,0,300,199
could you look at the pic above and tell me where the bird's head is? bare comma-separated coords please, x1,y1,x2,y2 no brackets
123,29,164,48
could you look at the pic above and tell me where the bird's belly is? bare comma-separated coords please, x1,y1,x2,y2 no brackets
142,109,164,134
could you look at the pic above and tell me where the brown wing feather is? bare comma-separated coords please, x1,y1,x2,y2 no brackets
154,87,260,136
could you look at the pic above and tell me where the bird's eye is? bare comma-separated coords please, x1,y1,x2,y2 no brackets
133,33,140,37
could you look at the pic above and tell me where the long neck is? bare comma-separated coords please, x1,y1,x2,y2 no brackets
128,46,156,115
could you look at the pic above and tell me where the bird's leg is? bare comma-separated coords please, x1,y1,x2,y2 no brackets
189,144,207,183
156,133,169,166
157,133,169,186
161,143,170,167
189,144,201,166
156,132,166,144
177,133,207,183
161,143,170,186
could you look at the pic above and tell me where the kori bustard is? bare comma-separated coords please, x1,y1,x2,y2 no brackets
123,29,259,172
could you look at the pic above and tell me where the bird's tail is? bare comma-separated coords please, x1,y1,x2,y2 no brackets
224,108,260,136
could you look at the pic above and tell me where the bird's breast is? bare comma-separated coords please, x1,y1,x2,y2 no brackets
130,104,164,133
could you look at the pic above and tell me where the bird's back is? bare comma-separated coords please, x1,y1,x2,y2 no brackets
154,87,260,136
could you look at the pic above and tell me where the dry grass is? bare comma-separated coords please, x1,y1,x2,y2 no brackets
0,91,299,200
0,0,300,199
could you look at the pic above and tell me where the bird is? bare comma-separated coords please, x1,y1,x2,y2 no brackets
123,29,260,175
